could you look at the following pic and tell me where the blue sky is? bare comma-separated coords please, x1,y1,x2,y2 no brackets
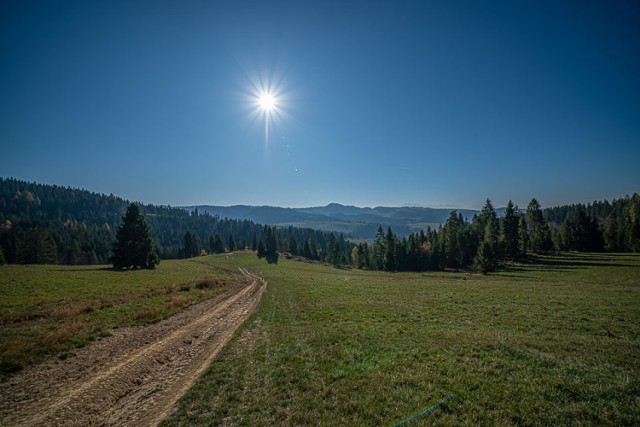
1,0,638,209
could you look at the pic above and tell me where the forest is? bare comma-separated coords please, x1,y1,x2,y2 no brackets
0,178,344,266
348,196,639,274
0,178,638,273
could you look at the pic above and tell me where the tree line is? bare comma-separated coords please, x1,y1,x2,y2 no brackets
352,199,536,274
544,194,640,252
0,178,637,270
350,195,640,274
0,178,352,266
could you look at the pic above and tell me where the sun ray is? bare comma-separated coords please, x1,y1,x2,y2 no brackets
236,65,290,148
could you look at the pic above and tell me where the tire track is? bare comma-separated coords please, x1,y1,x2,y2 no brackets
0,267,267,426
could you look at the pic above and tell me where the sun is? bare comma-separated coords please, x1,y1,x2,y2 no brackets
258,91,276,112
242,72,289,147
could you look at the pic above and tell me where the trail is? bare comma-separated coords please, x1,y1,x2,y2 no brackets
0,267,267,426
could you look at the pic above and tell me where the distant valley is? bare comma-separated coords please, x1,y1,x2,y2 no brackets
187,203,488,238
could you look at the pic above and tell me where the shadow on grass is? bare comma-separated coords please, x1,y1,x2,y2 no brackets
528,254,639,269
49,267,140,272
497,254,640,277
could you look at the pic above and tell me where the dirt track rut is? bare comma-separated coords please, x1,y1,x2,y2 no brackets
0,267,266,426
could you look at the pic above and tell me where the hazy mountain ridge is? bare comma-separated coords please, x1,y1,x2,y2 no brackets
189,203,487,238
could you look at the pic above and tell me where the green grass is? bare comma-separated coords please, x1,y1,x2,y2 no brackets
0,256,242,377
163,252,640,426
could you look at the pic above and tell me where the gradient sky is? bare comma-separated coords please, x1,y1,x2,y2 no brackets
1,0,638,209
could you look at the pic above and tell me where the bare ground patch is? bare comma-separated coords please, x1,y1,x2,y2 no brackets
0,267,266,426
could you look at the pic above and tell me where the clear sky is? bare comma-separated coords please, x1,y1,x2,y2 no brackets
1,0,638,209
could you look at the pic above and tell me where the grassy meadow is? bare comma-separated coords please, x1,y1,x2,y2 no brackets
0,257,242,376
162,252,640,426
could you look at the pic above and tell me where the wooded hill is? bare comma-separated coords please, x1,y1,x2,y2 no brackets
0,178,350,265
0,178,637,270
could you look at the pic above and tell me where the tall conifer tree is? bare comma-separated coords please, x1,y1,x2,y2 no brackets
111,204,159,269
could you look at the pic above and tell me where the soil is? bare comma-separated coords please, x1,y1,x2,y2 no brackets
0,267,266,426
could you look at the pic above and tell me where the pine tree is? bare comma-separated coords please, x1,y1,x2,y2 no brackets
64,239,82,265
111,204,159,269
475,218,498,274
518,216,529,256
362,242,371,269
182,231,200,258
257,239,266,259
442,211,464,270
327,232,341,266
500,201,520,259
603,212,621,252
396,237,408,271
17,226,58,264
338,234,348,264
213,234,224,254
251,232,258,251
384,226,397,271
303,239,312,259
526,198,552,252
475,240,496,274
288,236,298,255
558,206,603,252
228,234,236,252
558,217,574,251
208,234,215,254
265,227,278,264
627,197,640,252
373,226,385,270
308,237,318,260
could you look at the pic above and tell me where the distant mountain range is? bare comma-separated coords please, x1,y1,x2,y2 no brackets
187,203,495,239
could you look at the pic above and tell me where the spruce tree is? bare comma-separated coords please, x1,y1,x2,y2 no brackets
627,198,640,252
251,232,258,251
373,226,385,270
442,211,464,270
501,201,520,259
303,239,312,259
603,212,620,252
183,231,200,258
558,217,574,251
362,242,371,269
111,204,159,269
518,216,529,256
384,226,397,271
17,226,58,264
208,235,216,254
475,240,496,274
213,234,224,254
265,227,279,264
355,243,365,269
475,220,498,274
288,236,298,255
257,239,266,259
526,198,552,252
327,232,339,266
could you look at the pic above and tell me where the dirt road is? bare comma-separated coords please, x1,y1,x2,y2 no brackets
0,267,266,426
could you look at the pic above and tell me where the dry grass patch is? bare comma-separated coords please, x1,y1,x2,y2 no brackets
170,295,189,308
0,256,242,379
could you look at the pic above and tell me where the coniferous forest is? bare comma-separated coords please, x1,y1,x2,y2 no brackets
0,178,638,273
0,178,345,266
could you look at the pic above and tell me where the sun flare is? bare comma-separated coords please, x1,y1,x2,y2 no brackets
258,92,276,112
243,72,289,147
